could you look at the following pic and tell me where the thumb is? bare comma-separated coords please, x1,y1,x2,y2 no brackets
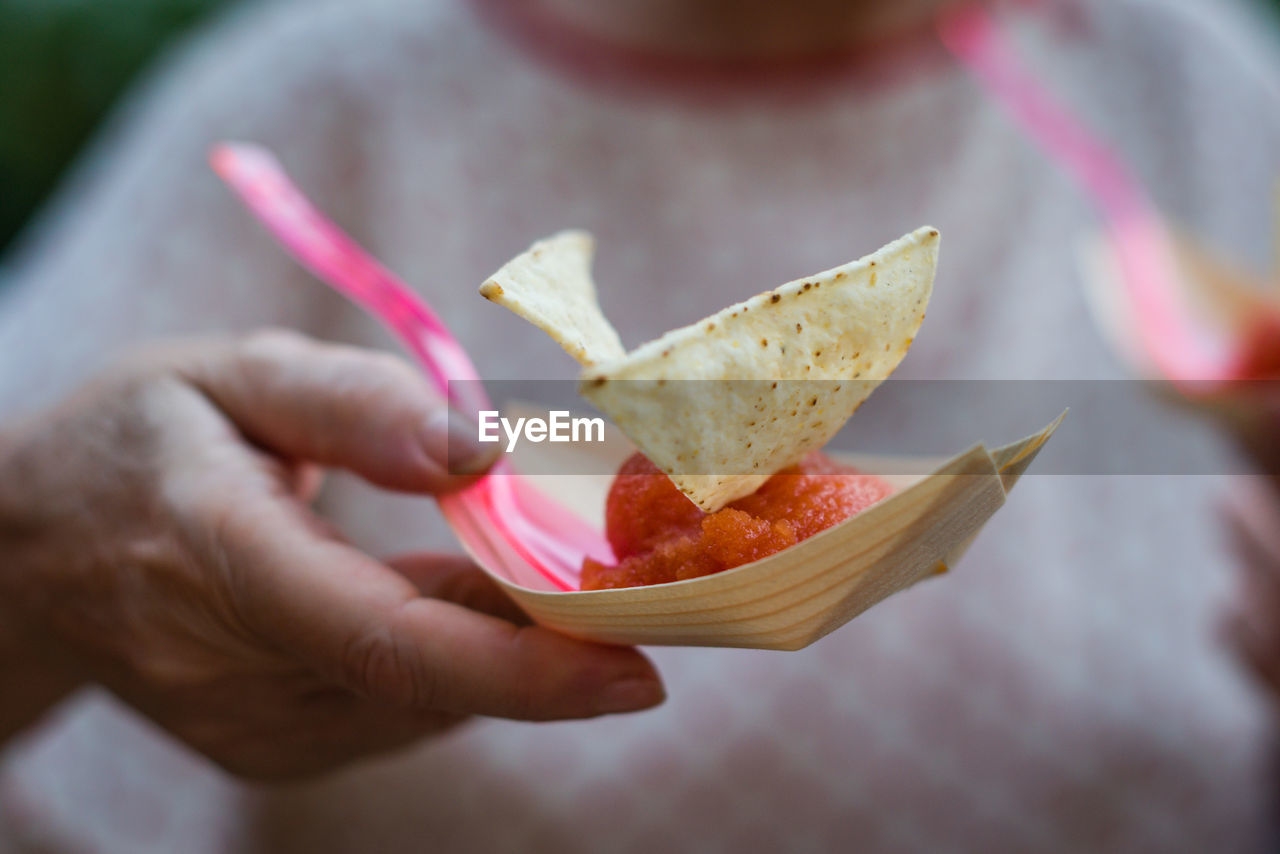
177,329,499,493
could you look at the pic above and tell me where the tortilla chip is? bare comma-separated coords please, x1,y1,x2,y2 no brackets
480,230,626,366
481,227,938,512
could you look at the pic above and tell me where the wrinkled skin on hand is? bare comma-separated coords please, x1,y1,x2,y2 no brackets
0,330,664,781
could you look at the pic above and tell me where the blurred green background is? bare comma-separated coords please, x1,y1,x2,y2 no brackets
0,0,232,254
1,0,1279,256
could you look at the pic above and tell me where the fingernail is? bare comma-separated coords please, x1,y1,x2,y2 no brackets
594,678,665,715
424,409,499,475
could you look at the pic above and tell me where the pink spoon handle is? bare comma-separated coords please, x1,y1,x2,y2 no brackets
938,4,1237,385
210,143,607,591
209,144,488,412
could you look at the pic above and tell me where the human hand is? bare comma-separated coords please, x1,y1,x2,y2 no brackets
0,330,664,780
1219,375,1280,700
1222,476,1280,703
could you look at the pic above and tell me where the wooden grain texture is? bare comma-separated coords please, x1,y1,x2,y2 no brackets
462,414,1063,650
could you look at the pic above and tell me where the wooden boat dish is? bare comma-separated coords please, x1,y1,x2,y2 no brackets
451,413,1063,651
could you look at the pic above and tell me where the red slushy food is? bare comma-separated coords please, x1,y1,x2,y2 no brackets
581,452,893,590
1237,318,1280,379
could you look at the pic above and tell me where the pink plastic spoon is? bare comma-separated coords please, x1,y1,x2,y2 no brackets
210,143,612,592
938,3,1259,388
